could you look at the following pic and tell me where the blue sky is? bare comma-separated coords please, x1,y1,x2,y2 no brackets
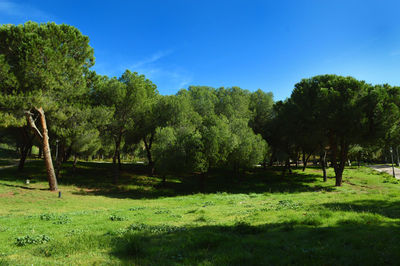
1,0,400,100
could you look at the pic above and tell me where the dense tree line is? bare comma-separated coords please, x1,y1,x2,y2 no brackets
1,22,400,190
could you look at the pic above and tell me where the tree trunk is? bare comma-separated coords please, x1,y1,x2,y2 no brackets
18,127,34,170
143,133,155,176
25,108,58,190
24,108,58,190
320,150,327,182
330,134,348,187
112,154,119,185
117,150,121,170
334,169,343,186
38,108,58,191
268,149,276,167
64,145,72,163
38,146,43,159
288,159,292,174
282,158,292,176
302,152,312,171
55,143,64,179
112,132,122,184
18,146,29,170
73,153,77,174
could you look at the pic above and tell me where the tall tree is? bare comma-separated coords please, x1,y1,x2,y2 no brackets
290,75,394,186
0,22,94,190
93,70,157,183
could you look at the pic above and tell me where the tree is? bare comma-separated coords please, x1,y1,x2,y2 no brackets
249,89,274,168
93,70,157,183
125,95,179,176
289,75,395,186
0,22,94,190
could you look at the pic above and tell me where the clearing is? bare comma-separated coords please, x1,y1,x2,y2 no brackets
0,161,399,265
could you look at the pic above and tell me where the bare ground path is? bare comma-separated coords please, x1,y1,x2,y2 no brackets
369,165,400,180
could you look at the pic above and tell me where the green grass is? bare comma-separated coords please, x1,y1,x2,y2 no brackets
0,161,399,265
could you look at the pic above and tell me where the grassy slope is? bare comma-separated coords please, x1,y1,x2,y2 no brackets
0,161,399,265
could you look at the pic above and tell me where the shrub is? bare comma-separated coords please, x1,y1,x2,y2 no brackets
126,223,186,234
40,213,71,224
110,215,127,221
15,235,50,246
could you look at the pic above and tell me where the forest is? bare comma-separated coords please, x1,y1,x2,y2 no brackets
1,22,399,190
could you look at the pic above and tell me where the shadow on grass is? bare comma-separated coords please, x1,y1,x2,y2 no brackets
105,220,400,265
322,200,400,219
0,146,18,159
0,182,48,191
0,160,336,199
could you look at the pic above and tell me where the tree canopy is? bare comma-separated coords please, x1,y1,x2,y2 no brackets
2,22,400,190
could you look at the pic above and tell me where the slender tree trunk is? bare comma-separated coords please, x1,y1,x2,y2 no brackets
396,146,399,167
18,146,29,170
320,150,327,182
269,149,276,167
113,155,119,185
18,127,34,170
282,158,292,176
73,153,77,174
302,152,312,171
117,150,121,170
64,145,72,163
113,136,121,184
38,146,43,159
55,143,64,179
143,133,155,176
25,108,58,190
38,108,58,191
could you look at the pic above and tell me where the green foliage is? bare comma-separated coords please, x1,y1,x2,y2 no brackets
40,213,71,224
109,215,127,221
153,86,266,175
126,223,187,234
0,22,94,127
15,235,50,246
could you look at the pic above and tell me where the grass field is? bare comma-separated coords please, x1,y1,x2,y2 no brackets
0,160,400,265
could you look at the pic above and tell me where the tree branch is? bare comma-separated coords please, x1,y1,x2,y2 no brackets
25,111,43,139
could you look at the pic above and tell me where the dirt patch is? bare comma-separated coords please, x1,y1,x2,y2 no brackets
0,192,14,198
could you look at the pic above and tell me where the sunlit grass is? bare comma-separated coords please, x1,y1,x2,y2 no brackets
0,161,399,265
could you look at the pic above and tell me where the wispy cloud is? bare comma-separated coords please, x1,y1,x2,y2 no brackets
129,50,173,69
123,50,192,92
94,50,192,93
0,0,51,20
136,65,193,92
